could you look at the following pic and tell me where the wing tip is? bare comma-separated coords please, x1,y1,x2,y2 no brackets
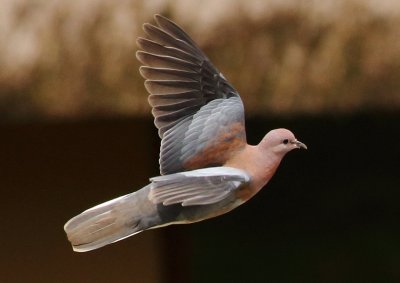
154,14,168,25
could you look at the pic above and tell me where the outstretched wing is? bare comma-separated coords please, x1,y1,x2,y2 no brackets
149,167,251,206
137,15,247,175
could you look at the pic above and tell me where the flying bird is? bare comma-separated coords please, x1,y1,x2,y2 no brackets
64,14,307,252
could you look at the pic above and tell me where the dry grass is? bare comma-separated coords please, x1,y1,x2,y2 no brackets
0,0,399,120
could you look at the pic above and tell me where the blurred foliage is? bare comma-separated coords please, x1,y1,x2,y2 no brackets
0,0,399,121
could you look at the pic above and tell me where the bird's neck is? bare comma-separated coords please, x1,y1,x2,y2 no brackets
251,145,282,189
225,144,283,200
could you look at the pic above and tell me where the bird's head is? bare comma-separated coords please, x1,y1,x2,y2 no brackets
260,128,307,156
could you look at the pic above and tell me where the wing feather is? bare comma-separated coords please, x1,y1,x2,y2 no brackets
140,66,199,81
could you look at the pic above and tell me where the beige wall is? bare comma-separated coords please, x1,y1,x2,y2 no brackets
1,0,399,121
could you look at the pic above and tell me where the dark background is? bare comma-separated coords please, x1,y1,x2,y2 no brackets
1,112,399,282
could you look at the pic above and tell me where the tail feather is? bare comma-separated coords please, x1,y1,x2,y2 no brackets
64,191,147,252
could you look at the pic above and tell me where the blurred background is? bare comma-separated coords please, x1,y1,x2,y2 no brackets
1,0,399,282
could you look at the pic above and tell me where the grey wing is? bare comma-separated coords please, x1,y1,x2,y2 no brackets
137,14,240,138
137,15,247,175
148,167,251,206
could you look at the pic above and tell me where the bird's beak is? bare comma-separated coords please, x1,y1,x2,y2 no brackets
292,140,307,150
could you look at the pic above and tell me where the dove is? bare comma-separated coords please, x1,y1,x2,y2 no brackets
64,14,307,252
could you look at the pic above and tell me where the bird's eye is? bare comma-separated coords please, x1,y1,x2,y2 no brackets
282,139,289,145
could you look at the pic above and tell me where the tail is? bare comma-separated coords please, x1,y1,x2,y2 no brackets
64,186,156,252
